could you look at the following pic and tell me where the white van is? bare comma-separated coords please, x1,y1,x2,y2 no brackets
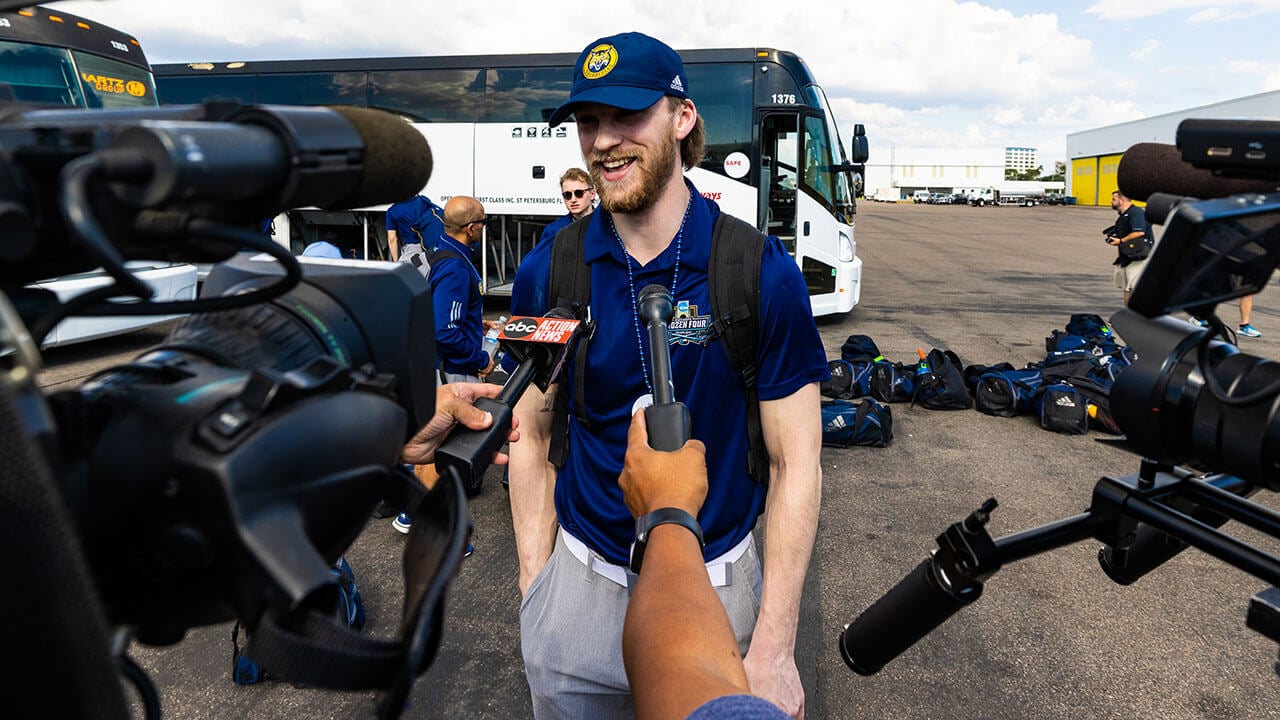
912,190,931,203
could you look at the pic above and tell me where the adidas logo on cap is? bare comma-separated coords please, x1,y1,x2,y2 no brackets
670,75,684,92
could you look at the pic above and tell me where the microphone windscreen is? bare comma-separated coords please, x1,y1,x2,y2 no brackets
637,283,674,323
1117,142,1276,202
328,106,432,208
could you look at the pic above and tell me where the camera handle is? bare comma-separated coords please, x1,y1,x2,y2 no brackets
841,459,1280,676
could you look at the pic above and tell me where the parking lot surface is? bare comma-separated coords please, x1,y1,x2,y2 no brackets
41,201,1280,719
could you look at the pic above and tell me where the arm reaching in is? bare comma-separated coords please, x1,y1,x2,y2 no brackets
621,411,786,720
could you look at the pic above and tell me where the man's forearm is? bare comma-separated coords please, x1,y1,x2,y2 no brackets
388,230,401,260
625,525,749,720
752,384,823,655
509,388,559,593
754,454,821,652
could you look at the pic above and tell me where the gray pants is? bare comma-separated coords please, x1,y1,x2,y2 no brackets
438,371,480,385
519,530,762,720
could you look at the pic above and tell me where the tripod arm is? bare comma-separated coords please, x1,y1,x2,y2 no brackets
841,465,1280,676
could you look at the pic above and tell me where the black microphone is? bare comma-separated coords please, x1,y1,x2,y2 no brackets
636,284,690,451
105,105,432,218
434,312,586,497
1117,142,1277,202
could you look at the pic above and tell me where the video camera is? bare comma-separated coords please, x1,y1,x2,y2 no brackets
0,99,472,719
840,118,1280,678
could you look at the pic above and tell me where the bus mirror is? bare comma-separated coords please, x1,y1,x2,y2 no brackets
851,134,869,164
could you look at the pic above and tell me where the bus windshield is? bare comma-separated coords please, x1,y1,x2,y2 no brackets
805,85,854,217
0,40,157,108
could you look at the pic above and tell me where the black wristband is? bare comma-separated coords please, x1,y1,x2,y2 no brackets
629,507,704,575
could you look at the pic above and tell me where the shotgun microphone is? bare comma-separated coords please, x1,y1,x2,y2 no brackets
1116,142,1277,203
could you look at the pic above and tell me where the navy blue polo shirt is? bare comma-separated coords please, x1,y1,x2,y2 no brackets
509,181,829,564
385,195,444,246
429,234,487,375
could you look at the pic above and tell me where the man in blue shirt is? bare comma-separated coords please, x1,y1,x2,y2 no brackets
539,167,596,244
394,196,491,536
385,194,445,261
508,31,827,720
431,195,493,384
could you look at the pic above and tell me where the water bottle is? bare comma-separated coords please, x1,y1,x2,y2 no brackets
483,315,507,362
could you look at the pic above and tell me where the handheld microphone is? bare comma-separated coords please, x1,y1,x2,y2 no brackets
434,312,585,496
636,284,690,451
105,104,432,219
1117,142,1277,202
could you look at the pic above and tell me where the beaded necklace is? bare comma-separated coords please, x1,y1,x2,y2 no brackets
610,188,694,398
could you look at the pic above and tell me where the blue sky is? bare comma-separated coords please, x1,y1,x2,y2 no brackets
58,0,1280,169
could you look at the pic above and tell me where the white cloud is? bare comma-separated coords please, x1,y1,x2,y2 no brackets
46,0,1276,171
1130,39,1160,62
1086,0,1280,22
1265,67,1280,91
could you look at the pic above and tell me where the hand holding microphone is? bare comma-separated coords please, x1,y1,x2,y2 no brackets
636,284,691,451
434,311,585,496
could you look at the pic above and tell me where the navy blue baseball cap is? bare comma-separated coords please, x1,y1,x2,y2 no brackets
548,32,690,127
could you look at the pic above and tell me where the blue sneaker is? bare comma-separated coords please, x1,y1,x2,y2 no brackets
464,543,474,558
392,513,412,534
1239,323,1262,338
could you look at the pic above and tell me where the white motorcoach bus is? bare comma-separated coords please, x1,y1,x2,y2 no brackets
156,47,868,316
0,5,197,346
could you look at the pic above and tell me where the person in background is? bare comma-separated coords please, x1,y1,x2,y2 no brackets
395,196,493,536
300,230,342,259
1237,293,1263,337
1107,190,1154,306
539,167,596,244
386,194,445,261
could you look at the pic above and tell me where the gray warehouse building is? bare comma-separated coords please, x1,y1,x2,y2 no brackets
1066,89,1280,206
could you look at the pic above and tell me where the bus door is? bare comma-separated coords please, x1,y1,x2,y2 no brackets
759,110,860,314
759,113,799,255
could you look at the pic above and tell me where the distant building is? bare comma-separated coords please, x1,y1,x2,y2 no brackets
1065,89,1280,206
863,147,1005,201
1005,146,1039,173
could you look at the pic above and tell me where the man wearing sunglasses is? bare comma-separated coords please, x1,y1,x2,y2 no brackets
539,167,596,244
430,195,494,385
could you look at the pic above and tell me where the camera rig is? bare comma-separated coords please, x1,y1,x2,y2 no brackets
842,118,1280,679
0,97,486,720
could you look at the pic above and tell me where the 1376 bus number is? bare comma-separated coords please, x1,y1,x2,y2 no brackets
771,93,797,105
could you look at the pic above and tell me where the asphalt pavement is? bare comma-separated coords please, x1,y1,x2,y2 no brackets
37,201,1280,719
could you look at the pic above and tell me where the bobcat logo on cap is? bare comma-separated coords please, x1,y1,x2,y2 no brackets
583,43,619,80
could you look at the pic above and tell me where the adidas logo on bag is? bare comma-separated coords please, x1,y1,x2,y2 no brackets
828,415,846,430
1055,396,1077,408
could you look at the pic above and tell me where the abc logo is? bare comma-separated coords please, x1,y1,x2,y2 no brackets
504,318,539,339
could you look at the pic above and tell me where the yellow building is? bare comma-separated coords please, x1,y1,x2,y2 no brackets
1065,89,1280,206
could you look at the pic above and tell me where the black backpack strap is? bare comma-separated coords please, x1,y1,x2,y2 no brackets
706,214,768,487
422,246,464,268
546,217,594,468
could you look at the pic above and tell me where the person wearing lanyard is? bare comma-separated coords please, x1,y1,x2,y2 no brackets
506,31,826,720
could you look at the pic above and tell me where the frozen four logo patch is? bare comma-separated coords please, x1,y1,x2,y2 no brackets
669,299,712,346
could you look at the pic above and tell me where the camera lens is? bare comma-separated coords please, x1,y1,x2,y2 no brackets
1112,311,1280,490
